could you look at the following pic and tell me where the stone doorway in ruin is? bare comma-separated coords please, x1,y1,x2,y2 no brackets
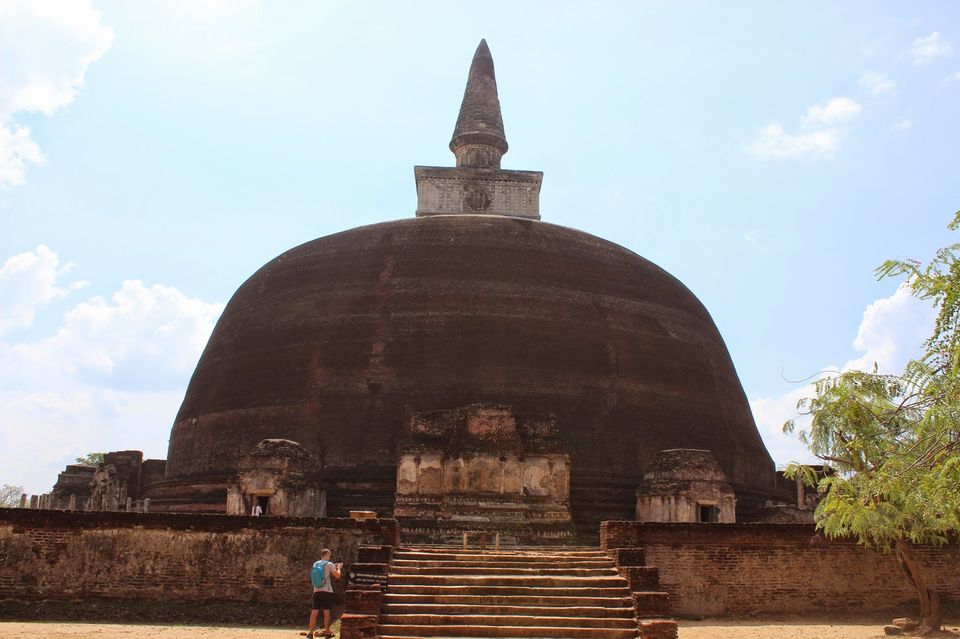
392,404,578,546
225,439,327,517
254,494,270,516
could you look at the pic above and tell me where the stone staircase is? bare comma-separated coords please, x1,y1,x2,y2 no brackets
369,546,674,639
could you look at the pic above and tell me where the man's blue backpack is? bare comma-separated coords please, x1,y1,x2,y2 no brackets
311,559,330,588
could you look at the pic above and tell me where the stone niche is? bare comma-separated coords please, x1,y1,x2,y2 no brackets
395,404,573,543
225,439,326,518
636,449,736,523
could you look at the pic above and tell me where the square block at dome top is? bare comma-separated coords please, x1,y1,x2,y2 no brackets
414,166,542,220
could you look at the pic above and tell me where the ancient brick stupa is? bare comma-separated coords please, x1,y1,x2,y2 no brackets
138,40,778,542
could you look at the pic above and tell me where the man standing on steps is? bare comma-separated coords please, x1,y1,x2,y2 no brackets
306,549,342,638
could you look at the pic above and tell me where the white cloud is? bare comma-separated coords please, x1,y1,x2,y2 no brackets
891,117,913,132
0,124,45,188
745,97,861,160
751,285,935,467
802,97,863,127
3,280,224,391
912,32,953,65
0,246,223,494
858,71,896,96
843,285,932,374
945,72,960,83
744,124,844,159
0,245,87,335
0,0,113,188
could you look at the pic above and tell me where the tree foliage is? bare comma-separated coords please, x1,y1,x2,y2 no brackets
0,484,25,508
784,211,960,633
75,452,105,466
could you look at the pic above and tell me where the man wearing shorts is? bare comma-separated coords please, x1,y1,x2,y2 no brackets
307,549,342,638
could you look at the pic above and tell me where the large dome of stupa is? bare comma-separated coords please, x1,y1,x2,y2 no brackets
145,40,776,537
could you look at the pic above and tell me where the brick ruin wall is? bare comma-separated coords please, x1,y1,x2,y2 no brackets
602,521,960,618
0,509,398,624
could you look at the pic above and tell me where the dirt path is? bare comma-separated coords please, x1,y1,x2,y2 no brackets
679,619,960,638
0,622,312,638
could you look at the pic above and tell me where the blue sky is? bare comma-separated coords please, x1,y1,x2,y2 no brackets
1,1,958,494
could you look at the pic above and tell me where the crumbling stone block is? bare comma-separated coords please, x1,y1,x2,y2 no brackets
640,619,678,639
339,613,377,639
892,618,918,631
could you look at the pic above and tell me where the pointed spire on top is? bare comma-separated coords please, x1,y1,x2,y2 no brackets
449,39,509,168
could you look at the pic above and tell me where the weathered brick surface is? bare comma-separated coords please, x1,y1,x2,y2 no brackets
0,509,398,622
602,522,960,616
356,545,393,564
157,213,779,530
612,547,646,566
339,613,378,639
633,591,670,617
619,565,661,591
344,589,382,615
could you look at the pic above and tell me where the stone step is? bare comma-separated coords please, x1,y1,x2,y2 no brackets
376,546,648,639
380,614,637,629
389,574,627,588
386,584,632,597
382,603,636,618
391,554,611,564
377,624,638,639
399,548,607,558
382,594,634,607
392,558,615,569
398,549,605,556
390,565,619,577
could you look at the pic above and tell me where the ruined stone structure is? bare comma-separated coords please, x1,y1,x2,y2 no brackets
225,438,326,517
136,39,783,540
636,449,736,524
48,464,95,508
395,404,574,544
42,450,164,512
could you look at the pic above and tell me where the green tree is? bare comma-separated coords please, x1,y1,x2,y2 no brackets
75,452,105,466
0,484,25,508
785,212,960,635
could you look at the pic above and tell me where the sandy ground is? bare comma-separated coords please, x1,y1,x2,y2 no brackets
0,622,332,638
0,620,958,638
679,619,960,638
